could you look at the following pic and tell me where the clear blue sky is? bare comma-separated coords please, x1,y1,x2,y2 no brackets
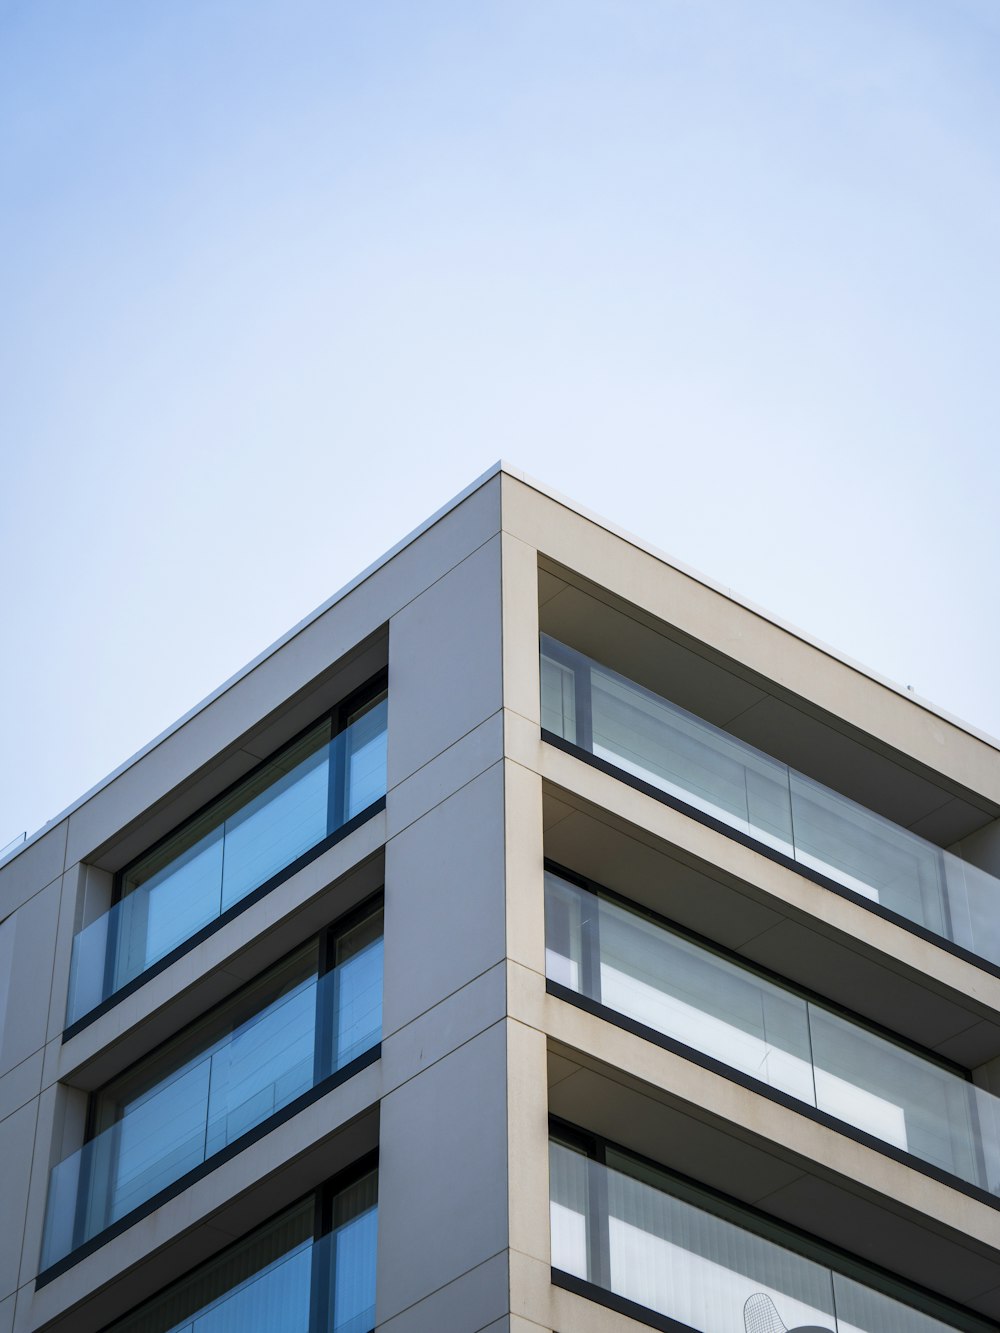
1,0,998,846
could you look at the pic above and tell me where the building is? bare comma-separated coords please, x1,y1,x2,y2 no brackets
2,461,1000,1333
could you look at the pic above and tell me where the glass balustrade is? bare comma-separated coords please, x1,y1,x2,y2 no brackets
550,1133,992,1333
103,1171,378,1333
546,871,1000,1197
541,636,1000,968
66,688,387,1027
43,907,383,1271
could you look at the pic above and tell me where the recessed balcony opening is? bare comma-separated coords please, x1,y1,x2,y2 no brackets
547,1044,1000,1323
542,787,1000,1070
538,563,1000,971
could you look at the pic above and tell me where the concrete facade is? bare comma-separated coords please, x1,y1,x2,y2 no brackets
2,463,999,1333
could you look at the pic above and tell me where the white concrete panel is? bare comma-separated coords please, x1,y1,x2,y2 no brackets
0,1103,36,1300
500,531,541,730
386,712,503,842
0,1051,43,1125
376,1022,508,1325
381,961,505,1095
0,881,61,1078
387,536,503,789
376,1250,508,1333
384,763,505,1037
0,828,65,924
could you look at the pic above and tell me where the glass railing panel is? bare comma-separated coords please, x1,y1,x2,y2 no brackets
788,770,949,926
330,908,385,1071
805,1005,985,1182
588,659,795,855
44,917,383,1269
66,697,387,1026
344,696,389,822
550,1137,984,1332
546,873,815,1105
540,636,1000,969
545,871,1000,1197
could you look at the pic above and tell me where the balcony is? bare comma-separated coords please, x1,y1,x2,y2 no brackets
550,1128,992,1333
546,868,1000,1200
66,683,387,1029
541,635,1000,970
103,1170,377,1333
42,903,383,1274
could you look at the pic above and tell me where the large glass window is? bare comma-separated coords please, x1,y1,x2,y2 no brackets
103,1165,378,1333
66,678,388,1029
541,635,1000,970
42,901,383,1273
550,1127,993,1333
545,867,1000,1198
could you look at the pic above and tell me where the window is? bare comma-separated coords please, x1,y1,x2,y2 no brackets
42,900,383,1274
65,676,388,1029
103,1164,378,1333
550,1125,992,1333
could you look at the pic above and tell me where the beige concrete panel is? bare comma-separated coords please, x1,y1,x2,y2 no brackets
954,817,1000,878
377,1022,508,1325
760,1172,1000,1316
0,828,66,924
375,1250,508,1333
62,478,500,869
387,536,503,789
510,1249,649,1333
533,742,1000,1017
504,762,545,977
386,711,503,842
383,764,505,1038
57,818,384,1087
0,881,61,1079
505,708,546,776
501,475,1000,803
521,978,1000,1253
543,805,789,955
500,531,541,729
21,1066,381,1330
0,1052,43,1125
381,961,506,1095
0,1104,36,1300
507,1019,550,1267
